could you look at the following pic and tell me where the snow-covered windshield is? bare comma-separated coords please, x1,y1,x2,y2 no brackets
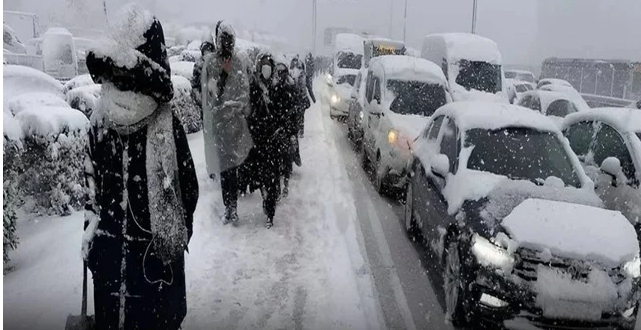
387,80,447,116
465,127,582,188
455,59,502,93
336,74,356,86
515,84,531,93
336,52,362,69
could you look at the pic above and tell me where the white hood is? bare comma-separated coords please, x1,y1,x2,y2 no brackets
451,85,508,103
502,198,639,266
386,112,430,140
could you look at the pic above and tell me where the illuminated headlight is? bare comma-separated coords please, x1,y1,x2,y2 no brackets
387,129,398,145
471,234,515,271
623,257,640,278
331,94,340,104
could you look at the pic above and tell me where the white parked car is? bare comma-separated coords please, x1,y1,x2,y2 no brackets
504,69,536,84
361,55,450,194
406,101,640,329
505,78,534,104
518,90,581,127
421,33,509,103
328,69,359,120
538,83,591,111
562,108,641,228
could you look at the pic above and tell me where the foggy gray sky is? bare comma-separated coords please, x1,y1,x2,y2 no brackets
5,0,641,65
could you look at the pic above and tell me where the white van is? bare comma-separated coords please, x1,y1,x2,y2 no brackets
421,33,508,103
361,55,451,193
42,27,78,80
333,33,364,73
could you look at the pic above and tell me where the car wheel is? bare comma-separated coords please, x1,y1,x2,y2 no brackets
443,239,468,326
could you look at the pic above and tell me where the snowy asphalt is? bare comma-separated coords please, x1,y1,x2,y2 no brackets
320,106,459,330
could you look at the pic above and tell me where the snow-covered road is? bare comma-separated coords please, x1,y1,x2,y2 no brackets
4,103,385,330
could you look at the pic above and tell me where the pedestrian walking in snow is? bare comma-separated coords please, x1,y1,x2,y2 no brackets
81,4,199,329
290,56,314,139
191,31,215,113
272,61,298,198
304,52,317,103
244,53,295,228
202,21,253,225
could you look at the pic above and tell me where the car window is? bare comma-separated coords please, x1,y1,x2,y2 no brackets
365,71,374,103
439,118,459,173
373,77,381,103
564,121,596,157
593,124,637,183
3,31,13,45
516,85,528,93
547,99,578,117
518,95,532,109
530,96,542,112
426,115,445,140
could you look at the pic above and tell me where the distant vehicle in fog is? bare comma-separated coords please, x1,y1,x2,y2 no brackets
518,90,581,127
505,69,536,84
333,33,364,73
421,33,508,103
42,27,78,81
363,38,405,68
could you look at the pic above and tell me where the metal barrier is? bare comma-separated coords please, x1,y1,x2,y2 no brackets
581,93,635,108
3,54,44,71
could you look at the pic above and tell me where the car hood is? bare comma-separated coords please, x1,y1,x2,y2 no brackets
501,198,638,266
386,112,430,140
451,84,508,103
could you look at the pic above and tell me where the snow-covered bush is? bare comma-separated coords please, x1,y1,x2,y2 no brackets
180,50,201,62
7,92,70,115
170,75,201,134
14,107,90,215
170,61,195,80
63,74,95,94
168,45,186,57
3,113,23,264
66,84,101,118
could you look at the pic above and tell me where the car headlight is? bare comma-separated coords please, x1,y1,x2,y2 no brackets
387,129,398,145
623,257,640,278
471,234,515,272
331,94,340,104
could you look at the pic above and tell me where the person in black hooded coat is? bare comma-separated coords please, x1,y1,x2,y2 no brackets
241,54,295,228
81,4,198,329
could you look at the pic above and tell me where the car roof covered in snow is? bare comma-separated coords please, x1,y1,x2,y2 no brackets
432,101,560,133
538,78,572,88
335,33,364,55
506,78,533,87
424,33,502,64
44,27,73,36
369,55,446,85
522,90,581,111
563,108,641,134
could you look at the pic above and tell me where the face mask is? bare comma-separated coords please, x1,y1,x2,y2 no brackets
261,65,272,79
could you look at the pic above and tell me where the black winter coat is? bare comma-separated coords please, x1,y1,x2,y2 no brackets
84,114,198,330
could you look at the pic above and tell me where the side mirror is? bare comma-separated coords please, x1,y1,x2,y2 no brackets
601,157,622,185
431,154,450,178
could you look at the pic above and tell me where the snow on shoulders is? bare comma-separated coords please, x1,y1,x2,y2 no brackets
7,92,69,115
170,61,195,80
564,108,641,134
434,101,560,132
371,55,446,85
16,106,90,136
3,112,23,141
502,198,638,265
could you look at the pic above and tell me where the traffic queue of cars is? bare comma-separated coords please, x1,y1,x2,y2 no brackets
325,32,641,329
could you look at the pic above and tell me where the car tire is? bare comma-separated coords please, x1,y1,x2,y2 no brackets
373,153,387,195
443,238,473,327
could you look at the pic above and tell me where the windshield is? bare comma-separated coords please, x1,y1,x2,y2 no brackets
336,74,356,86
516,73,535,83
546,99,578,117
465,127,582,188
336,52,362,69
455,59,502,93
515,85,529,93
387,80,447,116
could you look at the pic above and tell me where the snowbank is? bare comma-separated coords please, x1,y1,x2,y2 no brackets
16,106,89,137
3,112,23,141
66,84,102,118
502,198,638,265
7,92,70,115
3,65,63,109
171,61,195,80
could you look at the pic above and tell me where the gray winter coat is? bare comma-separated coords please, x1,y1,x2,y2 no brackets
202,51,253,173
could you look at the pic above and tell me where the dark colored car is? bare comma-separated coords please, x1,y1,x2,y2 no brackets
405,102,640,329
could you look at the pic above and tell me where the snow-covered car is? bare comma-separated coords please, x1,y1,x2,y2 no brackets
328,69,359,120
62,74,95,94
362,55,450,193
421,33,509,103
562,108,641,228
504,69,536,84
3,65,63,110
538,83,591,111
537,78,573,89
405,101,640,329
42,27,78,81
3,24,27,54
518,90,581,127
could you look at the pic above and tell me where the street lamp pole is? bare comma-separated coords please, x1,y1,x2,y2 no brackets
403,0,408,43
471,0,478,34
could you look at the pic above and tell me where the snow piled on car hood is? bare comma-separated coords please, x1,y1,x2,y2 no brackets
502,198,638,266
386,112,430,140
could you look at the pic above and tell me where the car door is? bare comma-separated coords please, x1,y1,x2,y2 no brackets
362,71,375,155
348,72,363,127
422,117,460,254
365,75,384,159
413,115,445,230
